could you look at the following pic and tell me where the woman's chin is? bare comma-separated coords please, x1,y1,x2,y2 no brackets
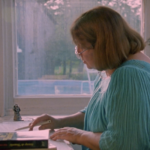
86,65,93,69
86,64,96,70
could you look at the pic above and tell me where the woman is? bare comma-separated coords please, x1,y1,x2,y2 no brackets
29,6,150,150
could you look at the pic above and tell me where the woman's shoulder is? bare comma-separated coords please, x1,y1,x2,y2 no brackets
107,60,150,90
103,60,150,104
113,59,150,77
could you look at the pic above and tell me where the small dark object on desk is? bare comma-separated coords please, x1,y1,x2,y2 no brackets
13,104,23,121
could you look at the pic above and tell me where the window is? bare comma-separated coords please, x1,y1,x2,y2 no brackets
16,0,142,96
0,0,149,116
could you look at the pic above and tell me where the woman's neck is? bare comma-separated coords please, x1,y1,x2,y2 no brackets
105,69,115,76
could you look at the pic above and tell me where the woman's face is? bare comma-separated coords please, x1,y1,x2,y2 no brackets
76,45,95,69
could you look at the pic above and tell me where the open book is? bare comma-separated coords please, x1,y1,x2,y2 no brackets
0,129,57,150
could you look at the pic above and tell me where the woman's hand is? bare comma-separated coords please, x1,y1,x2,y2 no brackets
29,114,60,131
51,127,101,150
50,127,84,144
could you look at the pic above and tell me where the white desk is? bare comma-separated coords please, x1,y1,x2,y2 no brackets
0,116,74,150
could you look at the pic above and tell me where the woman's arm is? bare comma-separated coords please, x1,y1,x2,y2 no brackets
78,130,102,150
57,112,85,129
29,112,85,130
50,127,102,150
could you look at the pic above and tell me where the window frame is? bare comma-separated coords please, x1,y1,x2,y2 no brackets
0,0,149,116
0,0,16,116
142,0,150,56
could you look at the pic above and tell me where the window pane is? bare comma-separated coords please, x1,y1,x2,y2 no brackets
15,0,141,96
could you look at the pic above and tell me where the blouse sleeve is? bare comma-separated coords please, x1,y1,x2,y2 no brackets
80,107,87,113
99,66,150,150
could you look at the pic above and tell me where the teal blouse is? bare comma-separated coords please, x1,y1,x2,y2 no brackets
81,60,150,150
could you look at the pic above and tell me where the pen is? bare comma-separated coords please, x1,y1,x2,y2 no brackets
15,120,51,131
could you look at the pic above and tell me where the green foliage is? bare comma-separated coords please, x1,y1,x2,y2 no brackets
70,72,88,80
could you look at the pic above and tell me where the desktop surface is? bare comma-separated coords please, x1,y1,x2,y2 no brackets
0,116,74,150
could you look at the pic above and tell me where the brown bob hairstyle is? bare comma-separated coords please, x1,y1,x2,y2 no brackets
70,6,145,71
